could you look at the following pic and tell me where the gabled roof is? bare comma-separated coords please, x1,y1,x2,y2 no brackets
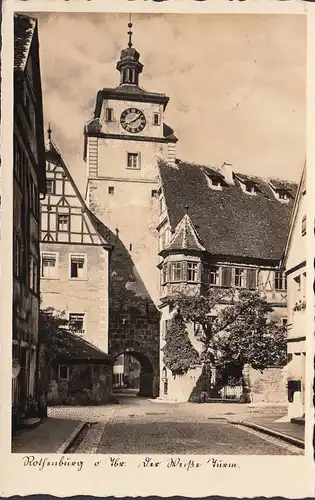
59,331,112,363
158,158,299,263
45,136,114,250
161,213,205,256
282,161,306,267
14,13,37,73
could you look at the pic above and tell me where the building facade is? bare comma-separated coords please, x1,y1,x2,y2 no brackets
83,23,172,397
282,165,306,419
40,132,114,355
12,13,47,428
157,160,297,402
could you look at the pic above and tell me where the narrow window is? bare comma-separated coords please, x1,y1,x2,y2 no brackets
171,262,182,282
46,179,55,194
151,189,158,198
187,262,198,282
234,268,245,288
108,186,114,195
153,113,160,126
129,243,132,251
69,313,85,334
127,153,140,170
58,365,69,381
41,253,57,278
301,215,306,236
210,266,220,286
29,255,38,293
105,108,114,122
57,214,69,232
275,271,287,291
13,232,22,279
70,254,86,279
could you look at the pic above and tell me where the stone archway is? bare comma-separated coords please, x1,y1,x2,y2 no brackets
111,350,156,398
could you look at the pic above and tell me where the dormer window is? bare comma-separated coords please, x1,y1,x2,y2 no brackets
204,172,223,191
269,181,291,203
278,191,288,201
245,183,257,195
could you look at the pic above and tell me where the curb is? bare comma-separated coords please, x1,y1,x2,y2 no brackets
56,421,86,454
229,420,304,449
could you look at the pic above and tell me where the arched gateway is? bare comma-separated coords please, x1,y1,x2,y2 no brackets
111,350,156,397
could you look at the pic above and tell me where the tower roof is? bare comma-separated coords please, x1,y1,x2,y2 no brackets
116,18,143,86
160,213,206,256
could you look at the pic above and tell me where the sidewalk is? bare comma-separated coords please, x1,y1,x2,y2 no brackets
12,417,85,454
229,414,305,448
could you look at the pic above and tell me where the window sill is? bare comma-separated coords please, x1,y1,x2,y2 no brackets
69,277,88,281
126,167,141,171
41,276,60,280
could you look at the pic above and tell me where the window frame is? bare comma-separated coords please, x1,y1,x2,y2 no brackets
46,178,55,195
209,265,220,286
105,107,114,122
68,312,86,335
58,364,70,381
170,262,182,282
69,253,87,280
234,268,246,288
153,113,161,126
274,271,287,291
187,261,198,283
57,213,70,232
126,152,141,170
41,251,59,279
108,186,115,195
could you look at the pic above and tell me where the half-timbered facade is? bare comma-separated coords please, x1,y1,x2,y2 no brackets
13,13,47,429
157,159,298,402
40,131,114,353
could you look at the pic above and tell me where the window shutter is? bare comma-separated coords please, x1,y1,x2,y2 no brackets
247,269,257,290
221,267,232,287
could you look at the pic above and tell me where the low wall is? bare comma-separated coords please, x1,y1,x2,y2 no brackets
48,363,113,405
248,366,286,403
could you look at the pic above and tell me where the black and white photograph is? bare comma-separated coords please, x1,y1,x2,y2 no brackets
1,4,312,495
9,10,308,458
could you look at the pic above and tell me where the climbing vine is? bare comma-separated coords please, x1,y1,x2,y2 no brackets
162,312,199,376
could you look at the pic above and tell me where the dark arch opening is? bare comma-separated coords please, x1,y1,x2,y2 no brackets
112,351,154,398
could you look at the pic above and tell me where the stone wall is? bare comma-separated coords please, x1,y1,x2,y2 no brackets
248,366,286,403
48,363,113,405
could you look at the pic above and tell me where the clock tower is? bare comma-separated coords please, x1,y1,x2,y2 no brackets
84,21,177,305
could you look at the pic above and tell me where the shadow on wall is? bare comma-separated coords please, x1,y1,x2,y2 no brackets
105,228,161,398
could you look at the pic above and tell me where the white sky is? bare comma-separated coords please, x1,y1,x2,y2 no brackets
32,12,306,189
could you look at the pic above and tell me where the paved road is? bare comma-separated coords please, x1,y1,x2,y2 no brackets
64,392,302,455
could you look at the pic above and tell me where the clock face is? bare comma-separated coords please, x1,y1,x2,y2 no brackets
120,108,146,134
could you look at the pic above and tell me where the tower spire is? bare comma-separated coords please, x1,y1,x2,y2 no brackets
116,14,143,86
128,15,133,48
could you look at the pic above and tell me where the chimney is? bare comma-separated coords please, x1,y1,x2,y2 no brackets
220,162,234,185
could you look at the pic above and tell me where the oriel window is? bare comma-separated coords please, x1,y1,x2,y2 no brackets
170,262,182,282
70,254,86,279
187,262,198,282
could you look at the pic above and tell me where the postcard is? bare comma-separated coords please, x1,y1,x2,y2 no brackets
0,0,314,497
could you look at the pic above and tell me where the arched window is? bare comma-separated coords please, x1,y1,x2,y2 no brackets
162,367,168,395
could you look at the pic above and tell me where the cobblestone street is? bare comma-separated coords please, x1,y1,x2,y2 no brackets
48,392,303,455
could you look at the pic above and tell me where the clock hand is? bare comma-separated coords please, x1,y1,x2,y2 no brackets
127,113,142,125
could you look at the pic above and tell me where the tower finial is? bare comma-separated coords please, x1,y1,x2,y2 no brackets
47,123,52,141
128,14,133,48
185,205,190,215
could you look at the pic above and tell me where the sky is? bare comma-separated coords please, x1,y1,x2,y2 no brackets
31,12,306,189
